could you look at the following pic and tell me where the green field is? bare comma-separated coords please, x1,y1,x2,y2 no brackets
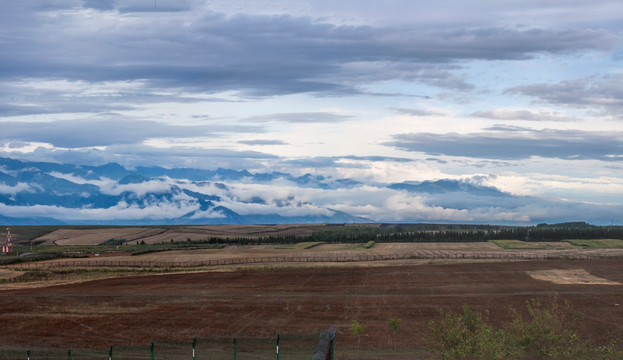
275,242,325,250
360,240,376,249
565,239,623,248
488,240,572,250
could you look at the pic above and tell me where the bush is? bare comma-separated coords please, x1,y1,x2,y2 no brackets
429,305,517,359
349,320,367,352
507,297,582,358
428,297,594,359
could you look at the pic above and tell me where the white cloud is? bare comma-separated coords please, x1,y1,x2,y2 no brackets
98,179,174,197
0,182,32,196
189,209,227,219
0,199,198,221
48,171,110,186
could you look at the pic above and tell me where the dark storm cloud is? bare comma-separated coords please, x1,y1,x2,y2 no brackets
506,75,623,116
0,119,261,148
0,3,616,98
386,129,623,161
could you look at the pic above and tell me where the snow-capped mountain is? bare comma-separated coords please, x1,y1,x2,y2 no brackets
0,157,620,225
0,157,369,225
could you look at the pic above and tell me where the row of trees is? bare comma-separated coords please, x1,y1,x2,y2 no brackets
171,223,623,245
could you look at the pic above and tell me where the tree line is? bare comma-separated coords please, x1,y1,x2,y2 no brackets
174,222,623,245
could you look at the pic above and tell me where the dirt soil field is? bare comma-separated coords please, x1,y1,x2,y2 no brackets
0,259,622,354
31,224,345,245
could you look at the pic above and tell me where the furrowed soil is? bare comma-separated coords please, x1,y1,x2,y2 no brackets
0,259,622,355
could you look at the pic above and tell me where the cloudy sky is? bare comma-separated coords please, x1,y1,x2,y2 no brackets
1,0,623,224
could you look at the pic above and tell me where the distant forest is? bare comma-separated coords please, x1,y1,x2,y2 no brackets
192,222,623,245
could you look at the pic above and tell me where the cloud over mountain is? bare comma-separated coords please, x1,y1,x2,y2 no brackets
0,157,621,226
1,1,622,226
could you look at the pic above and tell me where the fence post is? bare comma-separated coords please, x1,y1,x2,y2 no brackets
233,337,237,360
151,341,154,360
276,333,280,360
192,336,196,360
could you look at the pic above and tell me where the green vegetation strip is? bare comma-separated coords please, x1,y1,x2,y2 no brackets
275,242,325,250
565,239,623,248
361,241,376,249
489,240,547,249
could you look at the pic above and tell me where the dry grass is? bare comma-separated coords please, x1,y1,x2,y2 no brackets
527,269,622,285
35,228,161,246
29,224,375,245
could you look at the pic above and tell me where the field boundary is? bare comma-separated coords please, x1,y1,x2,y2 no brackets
0,334,322,360
5,249,623,269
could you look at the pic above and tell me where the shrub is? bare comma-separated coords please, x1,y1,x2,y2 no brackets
428,297,592,359
388,316,403,350
349,320,367,352
507,297,582,358
429,305,516,359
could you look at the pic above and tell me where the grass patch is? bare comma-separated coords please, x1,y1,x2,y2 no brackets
565,239,623,248
0,266,202,284
1,268,137,284
361,241,376,249
489,240,548,249
130,244,224,256
275,242,324,250
98,238,126,246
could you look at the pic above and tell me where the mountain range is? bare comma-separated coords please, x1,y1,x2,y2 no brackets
0,156,609,225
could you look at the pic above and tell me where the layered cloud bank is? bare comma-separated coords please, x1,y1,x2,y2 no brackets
0,1,622,224
0,157,620,225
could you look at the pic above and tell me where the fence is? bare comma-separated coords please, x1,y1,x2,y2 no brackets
6,250,623,270
0,334,323,360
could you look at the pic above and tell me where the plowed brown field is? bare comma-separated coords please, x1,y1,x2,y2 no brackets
0,259,622,353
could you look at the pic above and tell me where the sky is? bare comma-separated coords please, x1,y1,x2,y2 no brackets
0,0,623,224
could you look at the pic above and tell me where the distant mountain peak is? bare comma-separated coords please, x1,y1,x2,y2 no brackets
118,173,150,184
0,156,369,225
388,179,506,197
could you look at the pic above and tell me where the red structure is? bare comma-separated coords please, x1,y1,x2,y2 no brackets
1,227,11,253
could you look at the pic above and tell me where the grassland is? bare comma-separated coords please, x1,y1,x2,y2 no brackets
488,238,623,250
360,240,376,249
275,242,325,249
565,239,623,248
488,240,576,250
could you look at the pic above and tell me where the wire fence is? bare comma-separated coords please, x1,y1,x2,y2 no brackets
0,335,322,360
5,250,623,270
